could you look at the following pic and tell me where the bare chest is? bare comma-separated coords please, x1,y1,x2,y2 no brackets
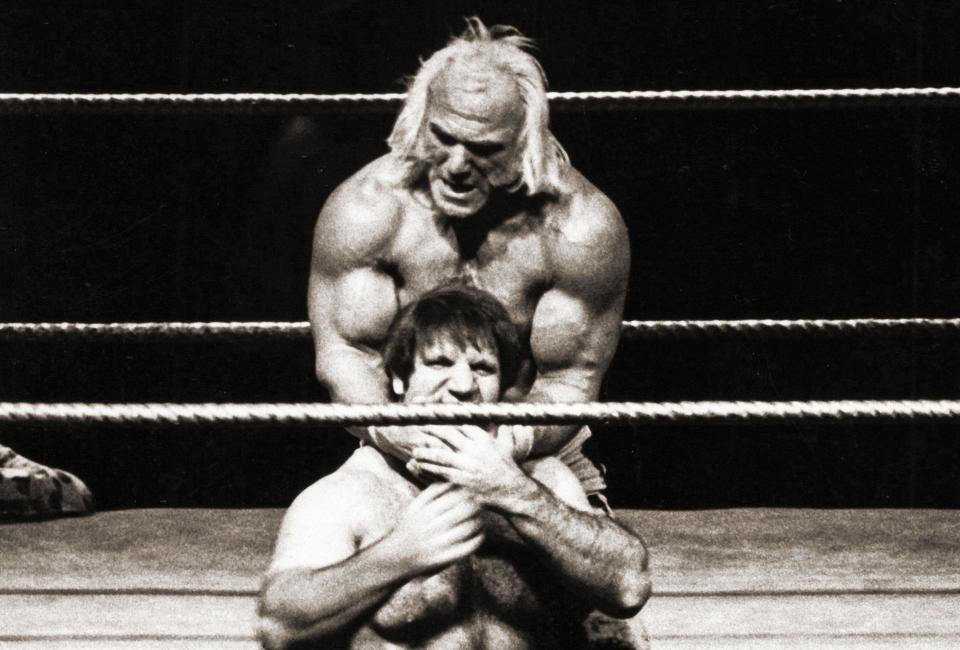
357,489,573,644
389,213,552,336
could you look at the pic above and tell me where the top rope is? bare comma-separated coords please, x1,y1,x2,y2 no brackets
1,87,959,113
1,318,959,340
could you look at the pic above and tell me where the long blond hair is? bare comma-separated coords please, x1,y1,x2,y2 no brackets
387,17,569,196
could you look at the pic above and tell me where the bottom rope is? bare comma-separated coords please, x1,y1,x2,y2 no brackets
0,400,959,426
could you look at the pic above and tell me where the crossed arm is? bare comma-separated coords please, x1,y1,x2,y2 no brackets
257,474,484,649
412,425,650,617
258,430,649,649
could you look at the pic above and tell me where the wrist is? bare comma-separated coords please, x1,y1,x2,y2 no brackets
376,530,424,579
484,470,539,513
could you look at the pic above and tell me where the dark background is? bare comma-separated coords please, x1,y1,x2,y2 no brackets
1,1,958,509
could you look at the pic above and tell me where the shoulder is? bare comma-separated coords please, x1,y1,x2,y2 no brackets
312,155,409,269
268,449,396,572
307,446,397,498
283,448,396,525
542,167,630,292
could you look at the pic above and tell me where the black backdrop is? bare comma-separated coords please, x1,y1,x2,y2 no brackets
1,1,958,509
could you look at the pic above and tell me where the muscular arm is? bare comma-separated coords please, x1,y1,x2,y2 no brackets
258,474,483,649
522,188,630,455
308,169,439,459
257,475,401,648
308,174,400,408
492,459,650,618
412,428,650,618
259,537,413,649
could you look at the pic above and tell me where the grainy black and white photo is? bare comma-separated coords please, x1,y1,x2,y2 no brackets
2,2,959,648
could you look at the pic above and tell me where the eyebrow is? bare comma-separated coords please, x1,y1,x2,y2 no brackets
429,123,506,151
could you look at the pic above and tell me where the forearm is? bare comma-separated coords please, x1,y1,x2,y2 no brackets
316,344,390,405
314,345,392,444
257,539,413,649
491,477,649,617
520,374,599,457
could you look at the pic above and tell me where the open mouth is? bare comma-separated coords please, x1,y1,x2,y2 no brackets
439,178,479,201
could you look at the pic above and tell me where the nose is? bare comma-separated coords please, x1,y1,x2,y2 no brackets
446,361,478,401
445,145,472,182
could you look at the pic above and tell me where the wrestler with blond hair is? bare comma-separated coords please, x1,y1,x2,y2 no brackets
308,17,629,507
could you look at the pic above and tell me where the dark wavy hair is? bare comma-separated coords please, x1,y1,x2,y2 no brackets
381,285,521,398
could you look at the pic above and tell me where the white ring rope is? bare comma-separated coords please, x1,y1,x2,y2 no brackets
1,400,958,426
1,87,958,113
1,318,958,340
619,318,960,337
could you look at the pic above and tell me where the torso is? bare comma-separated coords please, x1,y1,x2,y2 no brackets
352,156,586,392
340,448,587,649
387,182,554,337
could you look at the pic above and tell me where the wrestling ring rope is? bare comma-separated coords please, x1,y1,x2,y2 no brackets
0,87,960,425
4,86,957,427
2,86,960,113
2,317,959,339
3,400,960,426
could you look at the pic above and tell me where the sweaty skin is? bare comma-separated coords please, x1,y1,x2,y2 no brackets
308,67,630,462
257,444,648,649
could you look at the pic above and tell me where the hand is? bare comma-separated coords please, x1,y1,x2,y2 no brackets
366,425,452,463
410,426,530,506
386,482,484,574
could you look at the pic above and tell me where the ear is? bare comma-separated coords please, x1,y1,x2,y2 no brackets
391,375,406,397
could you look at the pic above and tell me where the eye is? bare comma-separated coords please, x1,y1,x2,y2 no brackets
471,362,498,375
466,142,505,158
429,124,456,146
425,355,454,368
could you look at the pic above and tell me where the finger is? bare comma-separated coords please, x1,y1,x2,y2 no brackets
435,521,484,549
494,435,514,458
429,507,479,536
448,511,484,538
434,525,481,553
414,462,460,484
411,446,461,468
423,483,478,516
439,498,482,525
441,532,485,563
406,459,420,476
421,426,470,451
454,425,490,441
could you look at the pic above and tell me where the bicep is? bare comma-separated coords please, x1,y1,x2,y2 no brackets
308,262,398,351
530,206,629,395
528,282,624,396
307,200,401,386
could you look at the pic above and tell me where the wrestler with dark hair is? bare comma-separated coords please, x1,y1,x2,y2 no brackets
381,284,523,402
259,286,649,649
